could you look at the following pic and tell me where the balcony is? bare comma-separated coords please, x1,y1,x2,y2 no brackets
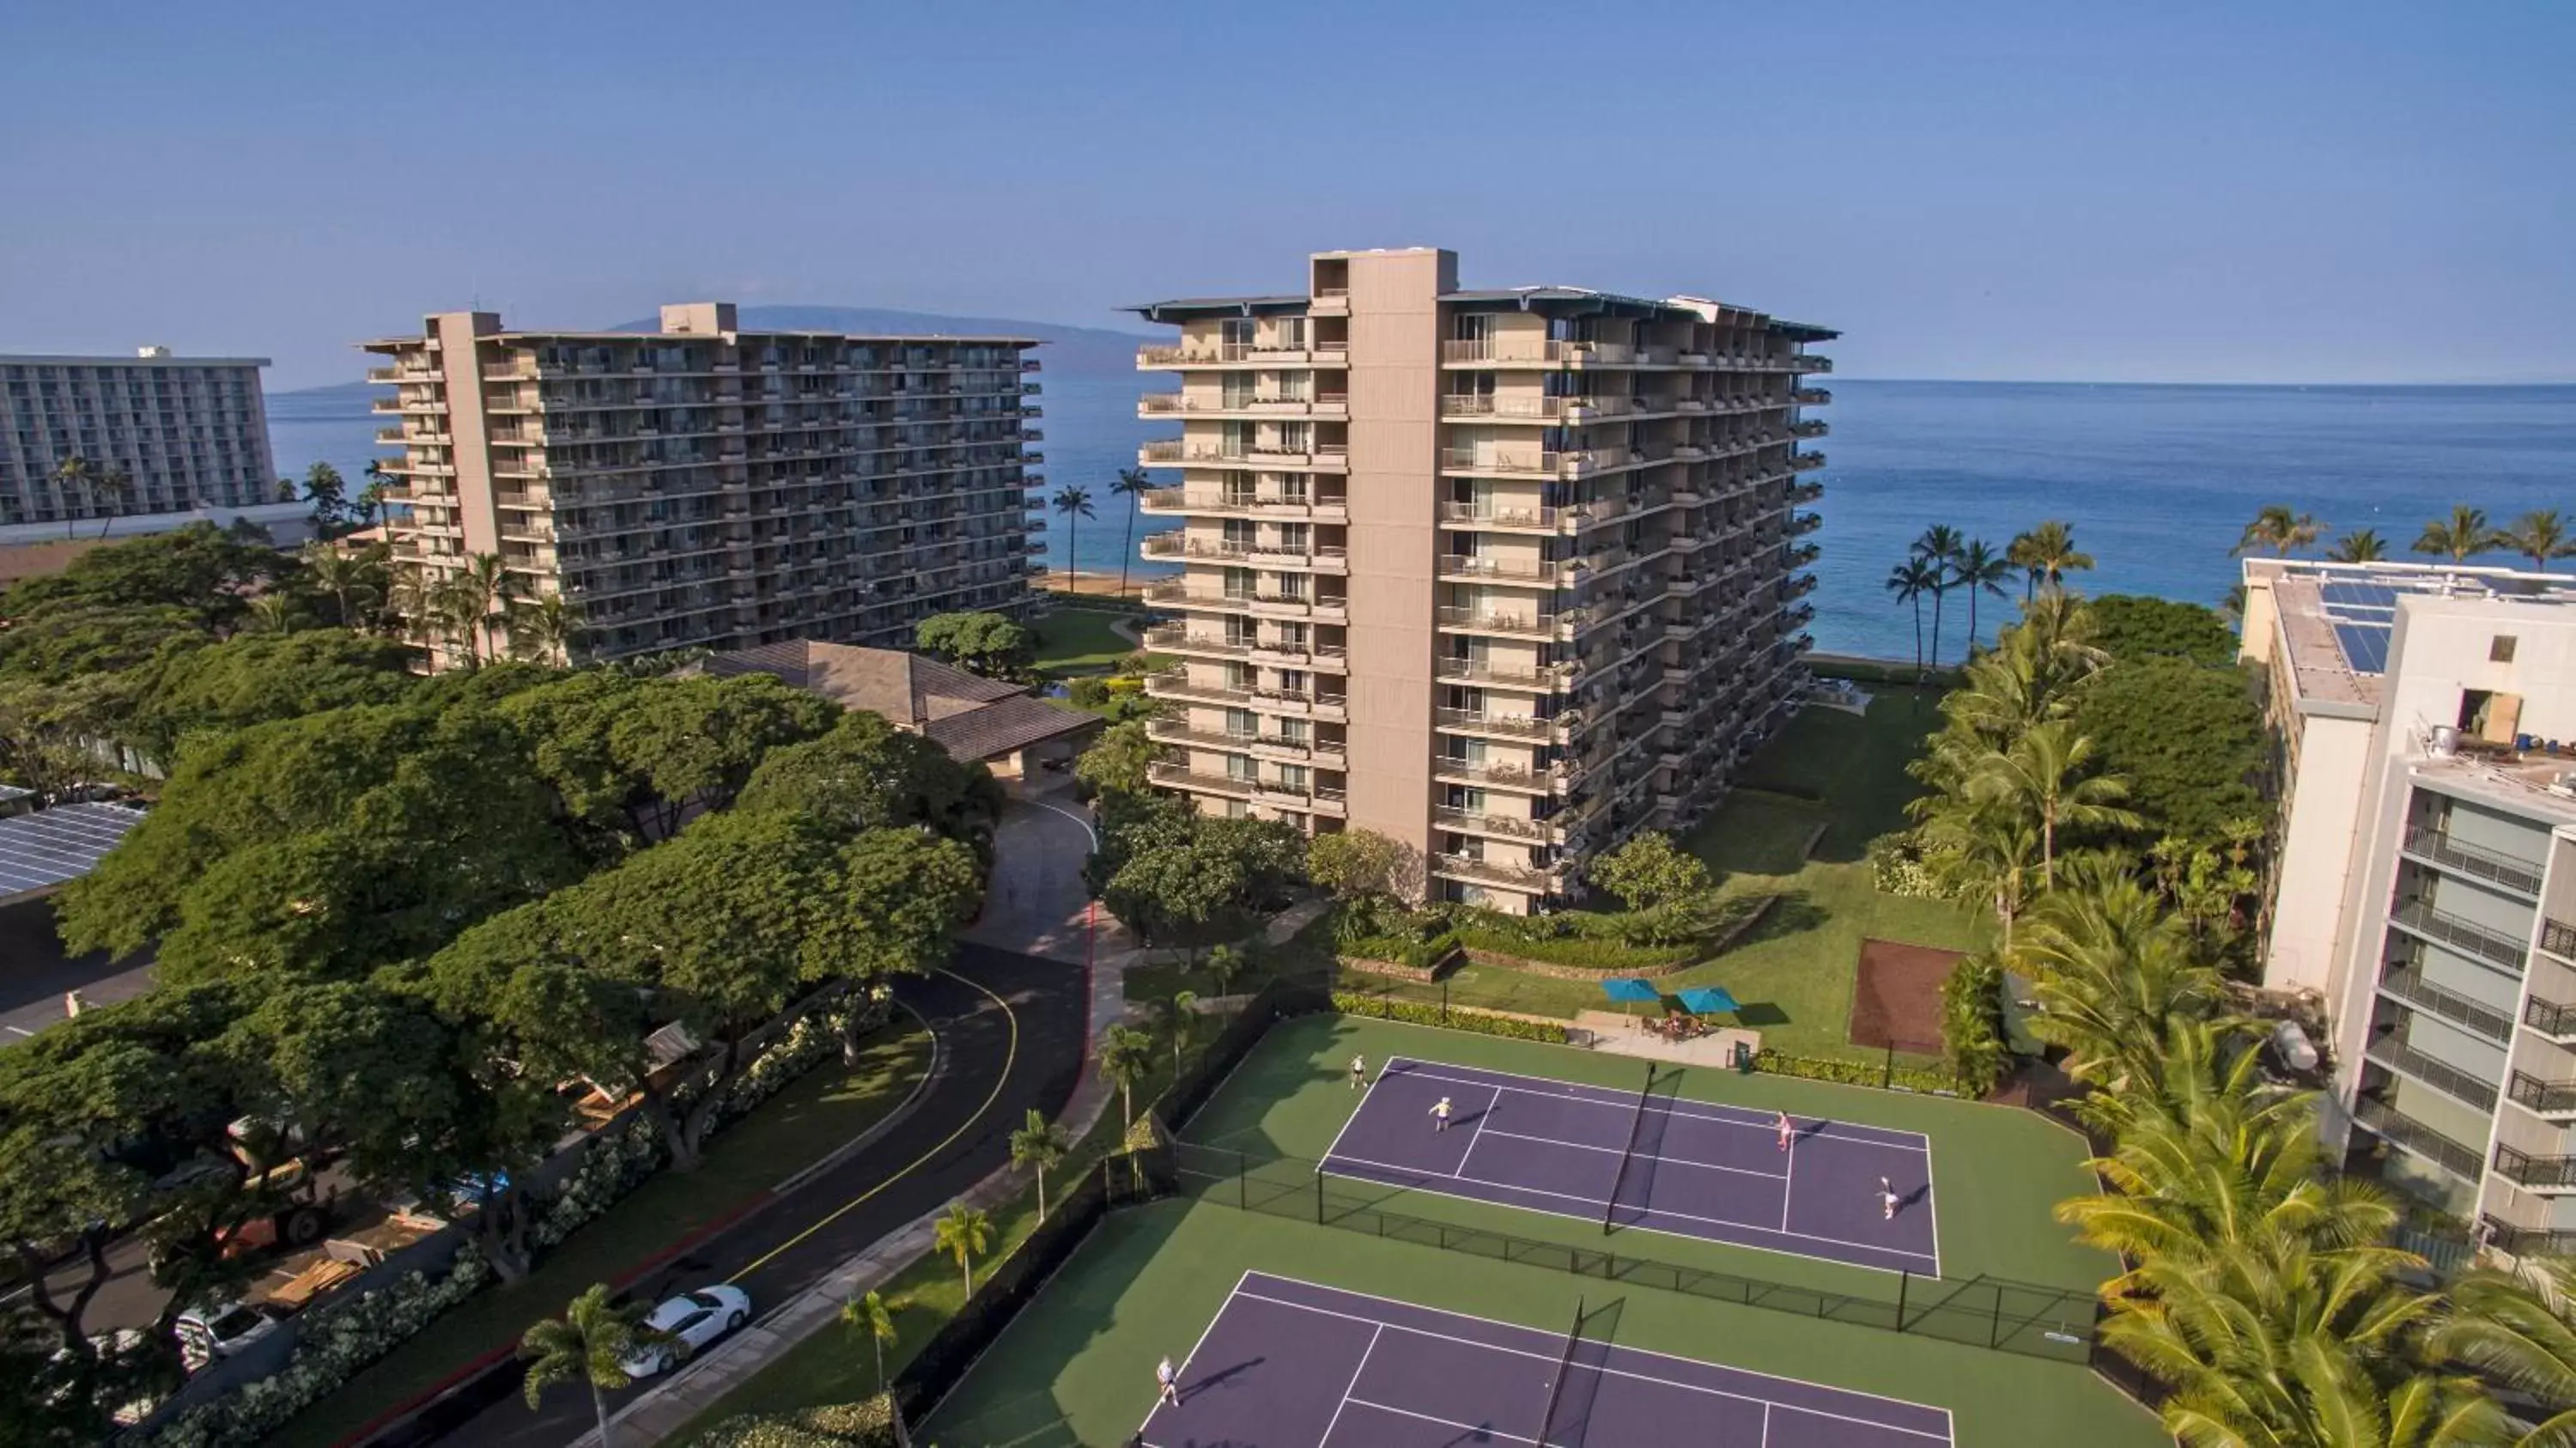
2378,967,2513,1043
1146,721,1346,766
1433,806,1549,843
1436,502,1562,532
1440,447,1559,478
1435,605,1568,640
2529,994,2576,1043
1793,388,1832,405
1140,582,1346,621
2545,916,2576,961
1789,512,1824,537
1142,669,1346,719
2350,1096,2485,1182
1789,355,1834,374
1433,657,1572,691
1432,757,1556,794
1140,625,1250,659
1137,490,1348,522
2401,826,2546,897
2389,899,2530,971
1137,344,1341,369
1148,762,1258,799
2361,1034,2497,1110
1791,452,1826,472
1432,853,1561,891
2494,1145,2576,1195
1436,554,1569,586
2509,1069,2576,1119
1435,707,1571,741
1139,392,1350,418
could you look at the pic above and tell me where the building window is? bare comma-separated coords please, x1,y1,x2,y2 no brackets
2491,636,2518,663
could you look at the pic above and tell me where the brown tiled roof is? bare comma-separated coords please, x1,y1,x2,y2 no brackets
698,640,1096,761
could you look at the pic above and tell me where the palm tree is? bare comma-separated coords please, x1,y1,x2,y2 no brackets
1884,557,1940,679
300,542,382,630
2427,1259,2576,1445
519,1284,660,1448
1915,800,2041,949
840,1289,902,1397
2414,505,2501,564
1161,989,1200,1078
246,592,301,634
1109,466,1156,602
447,551,518,665
359,458,394,530
510,593,585,665
1009,1108,1070,1219
1099,1023,1156,1133
1203,944,1245,1000
2233,505,2325,558
1965,721,2141,888
1052,484,1096,594
2497,508,2576,573
51,453,94,538
1949,538,2015,654
2010,867,2231,1091
429,577,488,666
2327,528,2389,563
2007,520,2093,599
1911,526,1964,667
934,1204,991,1295
92,467,134,539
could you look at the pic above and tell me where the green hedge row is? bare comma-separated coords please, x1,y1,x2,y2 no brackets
1452,925,1698,972
1752,1048,1959,1095
685,1398,898,1448
1332,993,1571,1043
1338,929,1461,969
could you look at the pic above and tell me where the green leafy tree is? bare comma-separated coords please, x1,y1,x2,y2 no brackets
1051,484,1096,590
840,1290,902,1397
913,611,1035,678
1074,718,1160,799
90,466,134,539
296,539,387,630
2328,528,2389,564
1099,1023,1156,1133
355,460,392,531
1306,828,1419,904
1109,465,1156,600
1884,556,1941,678
2413,505,2502,564
0,677,112,804
51,453,96,537
2426,1260,2576,1445
2069,654,2265,847
2497,508,2576,573
519,1284,659,1448
1916,799,2040,948
739,709,1002,852
2233,505,2324,558
2010,865,2231,1091
935,1204,991,1295
2084,595,2240,667
1161,989,1200,1078
299,462,351,535
446,551,519,665
2006,520,2094,599
1202,942,1245,999
1585,830,1711,914
1938,952,2009,1097
1009,1109,1070,1219
123,629,414,764
605,672,840,838
508,593,585,665
1949,537,2016,654
1963,720,2142,887
1911,525,1964,666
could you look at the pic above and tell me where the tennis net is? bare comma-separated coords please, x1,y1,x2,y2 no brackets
1601,1062,1657,1230
1535,1294,1586,1445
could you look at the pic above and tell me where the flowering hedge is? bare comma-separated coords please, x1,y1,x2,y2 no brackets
686,1398,899,1448
136,990,891,1448
1751,1047,1959,1096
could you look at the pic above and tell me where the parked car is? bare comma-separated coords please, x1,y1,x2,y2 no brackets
620,1286,751,1378
174,1300,280,1373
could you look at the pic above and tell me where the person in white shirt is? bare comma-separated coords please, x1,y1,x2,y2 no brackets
1431,1096,1453,1131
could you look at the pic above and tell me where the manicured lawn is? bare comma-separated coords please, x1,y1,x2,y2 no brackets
1346,689,1990,1063
1030,609,1138,678
266,1024,934,1448
920,1013,2155,1448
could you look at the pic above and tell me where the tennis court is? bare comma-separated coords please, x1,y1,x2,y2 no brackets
1139,1271,1954,1447
1322,1057,1940,1275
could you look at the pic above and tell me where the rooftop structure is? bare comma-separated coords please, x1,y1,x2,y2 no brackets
363,302,1044,668
696,639,1097,772
1,350,276,528
2239,557,2576,1260
0,801,149,905
1127,247,1832,914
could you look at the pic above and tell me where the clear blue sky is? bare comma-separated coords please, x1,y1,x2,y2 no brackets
3,0,2570,390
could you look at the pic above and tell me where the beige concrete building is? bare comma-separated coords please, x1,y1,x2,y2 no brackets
363,303,1042,666
1,349,276,527
1128,248,1831,914
2240,558,2576,1257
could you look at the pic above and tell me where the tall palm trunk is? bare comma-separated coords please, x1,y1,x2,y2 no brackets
1927,585,1947,671
1911,595,1924,678
592,1383,617,1448
1116,502,1135,602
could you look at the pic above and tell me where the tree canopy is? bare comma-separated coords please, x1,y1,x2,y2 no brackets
2085,594,2239,667
914,611,1034,679
2069,654,2264,847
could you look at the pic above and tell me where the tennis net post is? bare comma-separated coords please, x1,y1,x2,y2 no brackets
1536,1293,1585,1445
1601,1061,1656,1235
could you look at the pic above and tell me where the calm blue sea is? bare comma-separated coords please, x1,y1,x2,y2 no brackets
270,378,2576,662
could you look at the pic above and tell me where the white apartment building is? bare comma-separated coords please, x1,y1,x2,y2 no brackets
0,349,276,527
2241,558,2576,1257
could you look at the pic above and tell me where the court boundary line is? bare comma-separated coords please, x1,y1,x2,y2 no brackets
1134,1268,1254,1444
1231,1276,1956,1442
1329,1144,1937,1268
1456,1081,1498,1166
1383,1056,1933,1153
1315,1323,1383,1445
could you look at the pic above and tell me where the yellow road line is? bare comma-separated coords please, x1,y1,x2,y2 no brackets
727,968,1018,1283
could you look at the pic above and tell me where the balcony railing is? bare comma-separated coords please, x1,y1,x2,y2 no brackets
1433,658,1571,689
1432,852,1559,890
2494,1144,2576,1191
2362,1034,2498,1110
1436,502,1561,531
2401,825,2547,897
2351,1096,2485,1182
2509,1069,2576,1116
2526,993,2576,1039
1437,555,1566,585
2545,917,2576,960
1440,447,1559,477
1432,758,1552,791
1433,806,1547,842
2390,899,2530,971
1434,605,1564,639
2379,967,2513,1042
1435,707,1567,740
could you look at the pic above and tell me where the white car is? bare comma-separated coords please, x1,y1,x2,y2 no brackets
620,1286,751,1378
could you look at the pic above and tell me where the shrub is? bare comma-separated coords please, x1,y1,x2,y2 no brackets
1066,676,1110,709
1332,898,1457,967
1331,994,1570,1043
1751,1049,1959,1096
683,1399,900,1448
1449,905,1702,970
1866,830,1943,898
1939,953,2010,1098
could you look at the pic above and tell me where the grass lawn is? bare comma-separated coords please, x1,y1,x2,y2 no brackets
1030,608,1139,678
266,1024,935,1448
1340,688,1990,1064
920,1012,2155,1448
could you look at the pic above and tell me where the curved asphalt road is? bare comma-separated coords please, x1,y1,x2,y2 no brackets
427,940,1087,1448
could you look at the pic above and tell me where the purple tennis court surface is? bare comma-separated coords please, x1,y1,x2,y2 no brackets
1321,1057,1940,1275
1138,1272,1954,1447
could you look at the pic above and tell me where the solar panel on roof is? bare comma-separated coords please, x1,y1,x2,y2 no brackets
2332,622,2392,674
0,801,147,899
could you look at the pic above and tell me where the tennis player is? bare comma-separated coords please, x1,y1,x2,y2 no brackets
1350,1054,1367,1091
1431,1096,1453,1131
1157,1354,1182,1405
1775,1111,1795,1152
1879,1176,1901,1220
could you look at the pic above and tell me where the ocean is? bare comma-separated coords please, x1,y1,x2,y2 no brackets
268,378,2576,662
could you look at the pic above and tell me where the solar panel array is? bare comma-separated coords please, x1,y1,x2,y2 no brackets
0,802,147,900
2318,580,2403,675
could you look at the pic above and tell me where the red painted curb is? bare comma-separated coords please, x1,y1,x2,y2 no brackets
327,1189,779,1448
